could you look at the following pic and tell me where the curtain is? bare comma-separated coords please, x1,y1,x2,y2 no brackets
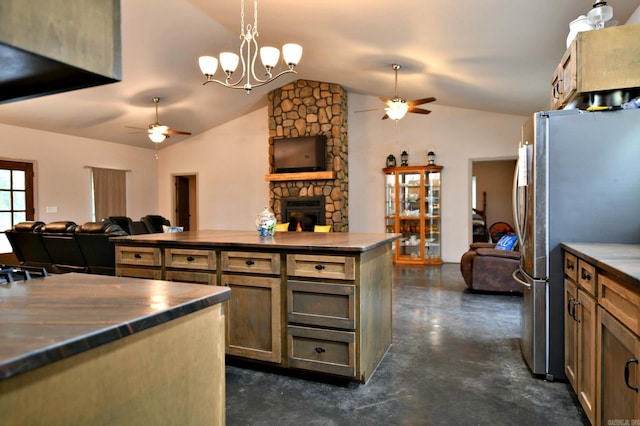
91,167,126,221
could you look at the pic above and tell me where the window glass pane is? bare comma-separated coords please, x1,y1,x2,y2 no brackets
0,191,10,210
13,191,25,211
12,170,25,190
0,212,11,232
13,212,26,224
0,234,11,254
0,170,10,190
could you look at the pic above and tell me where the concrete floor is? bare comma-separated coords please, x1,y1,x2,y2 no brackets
225,263,588,425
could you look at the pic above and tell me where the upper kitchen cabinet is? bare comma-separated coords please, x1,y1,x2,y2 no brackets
550,23,640,110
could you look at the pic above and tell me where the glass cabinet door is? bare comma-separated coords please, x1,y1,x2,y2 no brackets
398,172,421,261
424,171,441,260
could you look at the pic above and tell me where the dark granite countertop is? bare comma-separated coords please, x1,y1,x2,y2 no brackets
0,273,230,381
111,230,401,253
561,243,640,289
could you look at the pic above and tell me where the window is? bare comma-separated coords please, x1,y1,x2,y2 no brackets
0,160,34,253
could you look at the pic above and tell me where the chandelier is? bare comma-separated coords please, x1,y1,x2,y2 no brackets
198,0,303,94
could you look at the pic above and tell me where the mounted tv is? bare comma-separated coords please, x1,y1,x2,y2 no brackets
273,135,327,173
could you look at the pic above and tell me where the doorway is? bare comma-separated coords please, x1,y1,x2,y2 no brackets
471,159,516,241
173,174,197,231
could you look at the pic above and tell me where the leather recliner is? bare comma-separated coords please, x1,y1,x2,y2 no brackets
41,221,88,274
76,221,128,275
141,215,170,233
5,221,53,272
460,242,522,293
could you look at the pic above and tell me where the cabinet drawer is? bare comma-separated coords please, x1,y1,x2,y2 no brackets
116,266,161,280
578,260,596,297
287,325,355,377
116,246,161,267
599,274,640,335
166,248,215,271
287,280,355,330
221,251,280,275
563,252,578,282
287,254,355,281
165,270,216,285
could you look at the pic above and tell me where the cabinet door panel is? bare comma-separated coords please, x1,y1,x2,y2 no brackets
565,278,578,392
221,274,281,363
577,290,596,425
287,280,356,329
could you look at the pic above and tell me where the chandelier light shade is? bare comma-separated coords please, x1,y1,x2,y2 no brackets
198,0,302,94
148,125,168,143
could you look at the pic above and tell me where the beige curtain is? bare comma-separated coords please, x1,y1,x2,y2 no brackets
91,167,127,220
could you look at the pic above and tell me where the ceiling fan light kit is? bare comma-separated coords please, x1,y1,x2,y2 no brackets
124,97,192,144
198,0,302,94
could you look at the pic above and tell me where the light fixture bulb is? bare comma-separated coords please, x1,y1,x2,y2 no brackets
148,132,166,143
199,56,219,76
587,2,613,29
219,52,240,73
385,101,409,120
260,46,280,69
282,43,303,67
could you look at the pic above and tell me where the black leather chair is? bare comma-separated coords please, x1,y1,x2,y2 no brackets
41,221,88,273
75,221,128,275
141,215,170,233
129,220,149,235
106,216,134,234
5,221,53,272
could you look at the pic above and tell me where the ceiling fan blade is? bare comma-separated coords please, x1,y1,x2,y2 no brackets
166,129,192,136
355,107,385,113
406,97,436,107
382,114,390,120
408,107,432,115
125,125,147,130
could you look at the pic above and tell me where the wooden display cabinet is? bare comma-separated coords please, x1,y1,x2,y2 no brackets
383,165,443,265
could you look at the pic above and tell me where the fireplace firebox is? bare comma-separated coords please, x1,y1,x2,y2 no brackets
281,197,325,232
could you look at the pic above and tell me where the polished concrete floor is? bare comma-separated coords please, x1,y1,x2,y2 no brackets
225,263,588,425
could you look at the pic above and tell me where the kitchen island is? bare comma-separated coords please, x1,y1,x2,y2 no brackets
112,230,399,383
0,272,230,425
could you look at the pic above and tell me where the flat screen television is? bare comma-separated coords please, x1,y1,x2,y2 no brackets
273,135,327,173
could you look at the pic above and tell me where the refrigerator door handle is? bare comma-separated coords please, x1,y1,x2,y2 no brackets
512,269,531,289
512,155,524,248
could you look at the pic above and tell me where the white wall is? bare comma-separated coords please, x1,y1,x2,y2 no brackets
156,107,270,231
0,123,158,224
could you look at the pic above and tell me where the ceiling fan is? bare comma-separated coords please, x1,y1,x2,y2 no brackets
361,64,436,121
126,97,192,143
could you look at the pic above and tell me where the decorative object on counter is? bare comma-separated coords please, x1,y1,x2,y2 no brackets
256,206,276,237
386,154,396,168
587,0,613,29
163,226,183,233
566,15,594,47
198,0,302,94
400,146,409,166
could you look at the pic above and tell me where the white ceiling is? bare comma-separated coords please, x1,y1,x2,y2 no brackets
0,0,638,149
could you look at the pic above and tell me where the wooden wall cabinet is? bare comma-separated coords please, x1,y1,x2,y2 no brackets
550,23,640,110
563,253,597,424
383,165,443,265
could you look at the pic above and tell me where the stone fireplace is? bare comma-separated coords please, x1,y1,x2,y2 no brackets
267,79,348,231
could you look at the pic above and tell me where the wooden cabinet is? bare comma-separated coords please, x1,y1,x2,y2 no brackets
286,246,392,383
550,23,640,110
563,253,597,424
115,246,162,279
383,165,443,264
221,251,282,363
165,248,216,285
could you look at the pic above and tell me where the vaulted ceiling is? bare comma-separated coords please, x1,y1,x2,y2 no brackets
1,0,638,148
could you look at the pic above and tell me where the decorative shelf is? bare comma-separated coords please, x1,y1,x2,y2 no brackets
264,171,336,182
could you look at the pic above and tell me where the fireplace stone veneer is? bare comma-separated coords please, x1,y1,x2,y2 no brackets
268,80,349,232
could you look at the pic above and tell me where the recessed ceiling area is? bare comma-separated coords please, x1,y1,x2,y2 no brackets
0,0,638,149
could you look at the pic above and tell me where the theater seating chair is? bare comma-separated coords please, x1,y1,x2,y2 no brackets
76,222,128,275
5,221,53,272
141,215,171,233
41,221,88,274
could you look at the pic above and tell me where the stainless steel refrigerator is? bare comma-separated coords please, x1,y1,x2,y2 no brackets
512,108,640,381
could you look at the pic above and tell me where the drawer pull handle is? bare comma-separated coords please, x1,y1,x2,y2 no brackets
566,260,575,270
134,253,142,259
567,298,575,317
186,256,195,262
315,264,325,271
245,260,255,266
625,358,639,392
572,301,581,323
581,269,592,281
315,347,326,354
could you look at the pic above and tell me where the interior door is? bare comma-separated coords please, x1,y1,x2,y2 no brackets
174,175,192,231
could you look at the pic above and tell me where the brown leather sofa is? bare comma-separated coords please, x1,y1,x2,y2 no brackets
460,242,521,293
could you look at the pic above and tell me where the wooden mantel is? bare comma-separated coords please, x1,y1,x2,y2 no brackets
264,171,336,182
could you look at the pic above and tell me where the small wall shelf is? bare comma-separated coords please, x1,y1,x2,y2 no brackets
264,171,336,182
